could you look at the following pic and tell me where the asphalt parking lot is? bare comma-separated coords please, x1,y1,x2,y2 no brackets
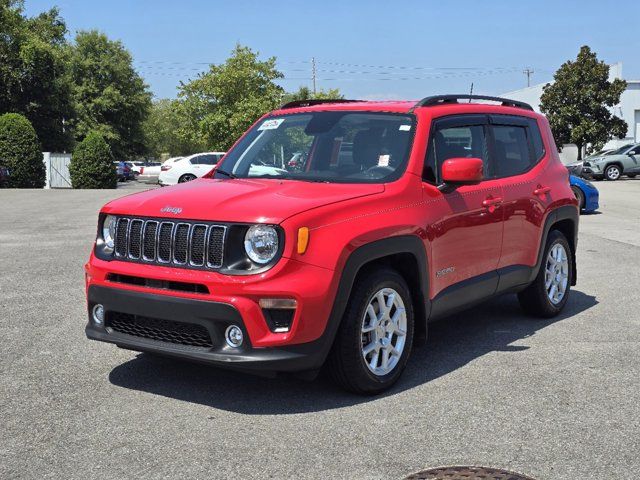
1,179,639,480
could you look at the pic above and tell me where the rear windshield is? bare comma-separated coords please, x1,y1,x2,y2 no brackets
215,112,415,183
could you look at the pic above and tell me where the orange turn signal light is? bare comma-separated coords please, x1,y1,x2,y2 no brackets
297,227,310,254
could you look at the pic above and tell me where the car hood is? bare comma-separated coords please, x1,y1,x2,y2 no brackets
102,178,385,224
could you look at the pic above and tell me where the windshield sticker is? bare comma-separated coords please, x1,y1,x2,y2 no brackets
399,124,411,131
258,118,285,131
378,154,390,167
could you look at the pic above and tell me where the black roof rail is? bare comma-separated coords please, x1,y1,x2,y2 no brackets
279,99,361,109
410,94,533,112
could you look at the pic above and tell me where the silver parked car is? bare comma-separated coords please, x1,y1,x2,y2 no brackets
583,143,640,181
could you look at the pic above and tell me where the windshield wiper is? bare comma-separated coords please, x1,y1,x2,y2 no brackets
215,168,237,179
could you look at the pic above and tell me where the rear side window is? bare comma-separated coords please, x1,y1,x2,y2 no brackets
490,116,545,178
425,124,489,183
492,125,532,177
190,155,217,165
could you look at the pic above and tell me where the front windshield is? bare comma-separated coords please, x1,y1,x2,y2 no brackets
215,112,415,183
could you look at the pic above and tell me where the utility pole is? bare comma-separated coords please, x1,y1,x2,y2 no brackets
523,68,534,87
311,57,317,96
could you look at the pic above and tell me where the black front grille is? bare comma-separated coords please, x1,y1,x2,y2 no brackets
107,311,212,348
173,224,189,264
114,217,226,270
128,220,143,258
207,226,225,267
190,225,207,266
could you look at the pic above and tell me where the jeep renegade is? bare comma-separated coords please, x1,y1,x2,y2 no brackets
85,95,579,394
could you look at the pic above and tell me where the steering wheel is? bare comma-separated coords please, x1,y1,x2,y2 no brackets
364,165,394,177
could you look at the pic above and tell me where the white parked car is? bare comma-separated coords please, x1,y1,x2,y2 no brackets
158,152,225,185
138,157,180,184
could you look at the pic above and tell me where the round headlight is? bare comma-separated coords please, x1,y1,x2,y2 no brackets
102,215,116,252
244,225,279,265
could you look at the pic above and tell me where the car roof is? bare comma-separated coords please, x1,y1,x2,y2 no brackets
183,151,225,158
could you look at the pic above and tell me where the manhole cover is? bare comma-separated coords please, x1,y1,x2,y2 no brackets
405,466,537,480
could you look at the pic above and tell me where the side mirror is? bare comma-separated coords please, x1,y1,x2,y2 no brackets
441,157,484,185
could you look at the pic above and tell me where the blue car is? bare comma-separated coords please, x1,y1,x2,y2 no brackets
570,174,599,213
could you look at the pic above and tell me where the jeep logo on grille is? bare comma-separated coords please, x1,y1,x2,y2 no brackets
160,206,182,214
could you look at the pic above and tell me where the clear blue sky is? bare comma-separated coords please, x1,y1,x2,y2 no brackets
25,0,640,100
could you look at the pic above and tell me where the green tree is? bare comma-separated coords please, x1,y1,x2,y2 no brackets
68,30,152,159
177,44,284,151
281,86,344,104
68,131,116,189
540,46,627,160
143,98,204,157
0,113,44,187
0,1,74,151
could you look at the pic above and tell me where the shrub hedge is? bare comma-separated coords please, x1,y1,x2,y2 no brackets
69,131,117,189
0,113,45,188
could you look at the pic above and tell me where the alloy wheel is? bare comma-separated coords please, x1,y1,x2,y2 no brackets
545,243,569,305
360,287,407,376
606,166,621,180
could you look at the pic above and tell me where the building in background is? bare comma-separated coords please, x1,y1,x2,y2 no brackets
502,63,640,163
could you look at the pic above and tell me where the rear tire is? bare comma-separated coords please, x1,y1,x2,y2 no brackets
518,230,572,318
178,174,197,183
326,268,414,394
604,164,622,181
628,174,637,178
571,186,584,211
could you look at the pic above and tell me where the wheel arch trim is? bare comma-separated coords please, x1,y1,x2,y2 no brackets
530,205,579,286
315,235,430,367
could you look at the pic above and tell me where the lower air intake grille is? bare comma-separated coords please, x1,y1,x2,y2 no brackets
107,312,212,348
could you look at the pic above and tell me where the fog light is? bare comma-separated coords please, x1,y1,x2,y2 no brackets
92,304,105,325
225,325,243,348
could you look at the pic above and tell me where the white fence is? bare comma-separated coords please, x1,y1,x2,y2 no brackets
43,152,72,189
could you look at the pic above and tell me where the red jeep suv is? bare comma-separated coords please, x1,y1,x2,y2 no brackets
85,95,578,394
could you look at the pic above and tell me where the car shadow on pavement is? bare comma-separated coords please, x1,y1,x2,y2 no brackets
108,290,597,414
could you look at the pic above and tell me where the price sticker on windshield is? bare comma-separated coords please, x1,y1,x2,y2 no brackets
258,118,285,130
378,154,390,167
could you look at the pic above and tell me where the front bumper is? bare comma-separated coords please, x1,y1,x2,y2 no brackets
85,252,340,373
581,164,602,178
86,285,328,373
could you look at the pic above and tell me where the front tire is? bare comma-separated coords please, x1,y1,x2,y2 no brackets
604,164,622,181
326,268,414,394
518,230,572,318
